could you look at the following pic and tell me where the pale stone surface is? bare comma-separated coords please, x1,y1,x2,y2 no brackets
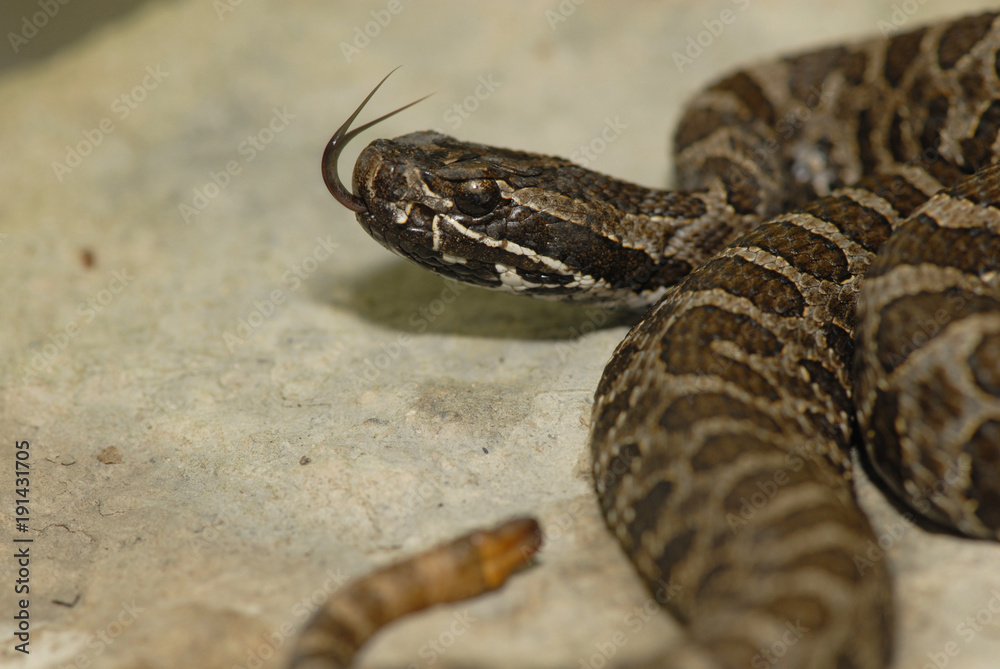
1,1,999,668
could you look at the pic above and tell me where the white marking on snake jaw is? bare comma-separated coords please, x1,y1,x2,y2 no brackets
496,264,542,290
430,220,466,263
393,203,411,225
437,214,587,273
428,194,666,305
431,213,442,252
494,264,590,293
441,215,535,255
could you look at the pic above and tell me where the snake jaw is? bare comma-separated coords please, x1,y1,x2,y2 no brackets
321,67,432,214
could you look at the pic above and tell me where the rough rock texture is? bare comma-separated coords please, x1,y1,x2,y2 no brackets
1,1,998,668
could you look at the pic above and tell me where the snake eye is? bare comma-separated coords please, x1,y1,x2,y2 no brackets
453,179,501,217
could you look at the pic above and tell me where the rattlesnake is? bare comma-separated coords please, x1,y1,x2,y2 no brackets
298,11,1000,668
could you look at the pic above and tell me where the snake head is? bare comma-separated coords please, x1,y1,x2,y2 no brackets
324,73,695,307
352,130,625,296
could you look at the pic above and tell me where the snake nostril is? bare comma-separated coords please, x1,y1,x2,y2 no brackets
352,146,381,193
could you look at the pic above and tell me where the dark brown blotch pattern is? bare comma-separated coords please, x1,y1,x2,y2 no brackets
698,156,762,215
874,290,998,372
884,28,927,87
803,196,892,253
961,100,1000,170
867,214,1000,278
683,255,805,317
970,331,1000,396
741,220,850,282
626,479,676,550
660,393,782,434
709,71,776,127
660,305,783,367
964,421,1000,530
690,432,776,471
937,12,995,70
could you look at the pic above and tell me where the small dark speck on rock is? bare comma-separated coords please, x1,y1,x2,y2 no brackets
53,594,81,608
482,447,489,454
97,446,122,464
299,455,312,465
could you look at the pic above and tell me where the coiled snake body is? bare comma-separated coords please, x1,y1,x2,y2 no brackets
299,11,1000,668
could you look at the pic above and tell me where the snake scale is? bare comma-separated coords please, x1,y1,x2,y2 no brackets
296,11,1000,669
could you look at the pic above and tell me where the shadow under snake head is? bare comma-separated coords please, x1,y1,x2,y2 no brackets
323,72,734,308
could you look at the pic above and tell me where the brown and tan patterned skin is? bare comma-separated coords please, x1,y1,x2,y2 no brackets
854,167,1000,541
303,11,1000,669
